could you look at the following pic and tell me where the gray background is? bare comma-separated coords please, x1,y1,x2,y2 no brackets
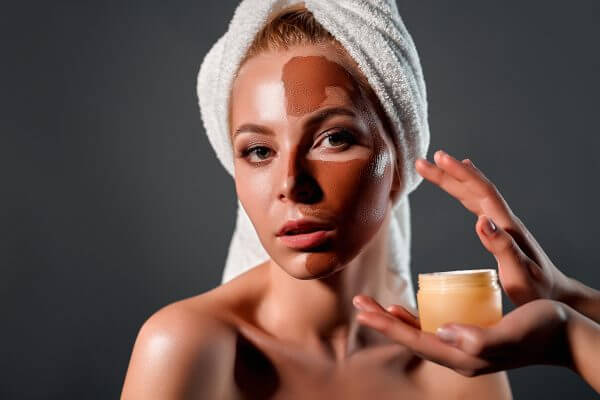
3,1,599,398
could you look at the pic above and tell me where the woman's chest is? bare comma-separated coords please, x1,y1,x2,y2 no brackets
230,333,428,400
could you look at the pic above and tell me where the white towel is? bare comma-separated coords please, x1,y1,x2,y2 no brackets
196,0,430,311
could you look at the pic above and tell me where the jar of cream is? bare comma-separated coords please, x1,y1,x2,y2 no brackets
416,269,502,333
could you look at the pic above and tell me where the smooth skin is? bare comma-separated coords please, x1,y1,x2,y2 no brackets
121,44,514,399
354,149,600,393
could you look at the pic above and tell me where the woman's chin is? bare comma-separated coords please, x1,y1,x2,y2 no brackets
276,251,346,280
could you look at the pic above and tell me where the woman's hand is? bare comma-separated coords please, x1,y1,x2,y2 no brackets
353,295,572,377
350,149,600,389
414,150,572,306
354,295,600,393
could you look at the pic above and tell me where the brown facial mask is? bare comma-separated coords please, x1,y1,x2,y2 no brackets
282,55,358,117
230,46,396,279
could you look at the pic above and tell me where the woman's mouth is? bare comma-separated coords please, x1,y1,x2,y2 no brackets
277,229,334,250
276,217,336,250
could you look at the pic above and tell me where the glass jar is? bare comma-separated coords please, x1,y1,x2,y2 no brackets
416,269,502,333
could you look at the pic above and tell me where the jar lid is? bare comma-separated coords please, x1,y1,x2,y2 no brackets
418,268,499,290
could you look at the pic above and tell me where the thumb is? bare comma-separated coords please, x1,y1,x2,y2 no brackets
436,322,505,358
476,214,536,304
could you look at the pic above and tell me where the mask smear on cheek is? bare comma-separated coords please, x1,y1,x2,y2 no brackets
277,54,392,278
302,152,392,277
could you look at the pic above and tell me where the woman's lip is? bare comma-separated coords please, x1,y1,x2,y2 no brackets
277,218,335,236
277,229,334,250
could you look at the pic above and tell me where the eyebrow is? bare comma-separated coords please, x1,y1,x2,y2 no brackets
232,106,357,139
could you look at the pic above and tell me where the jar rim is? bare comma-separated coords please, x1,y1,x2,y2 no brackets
419,268,496,278
418,268,498,289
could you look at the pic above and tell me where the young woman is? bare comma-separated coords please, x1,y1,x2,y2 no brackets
121,3,600,399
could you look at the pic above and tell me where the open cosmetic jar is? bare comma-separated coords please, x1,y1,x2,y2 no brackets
416,269,502,333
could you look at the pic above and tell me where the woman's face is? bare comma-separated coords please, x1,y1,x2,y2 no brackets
230,43,399,279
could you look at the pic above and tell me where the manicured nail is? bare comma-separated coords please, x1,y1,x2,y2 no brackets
437,327,458,344
353,297,365,311
482,216,497,236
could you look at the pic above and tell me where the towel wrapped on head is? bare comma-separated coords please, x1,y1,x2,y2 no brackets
196,0,430,311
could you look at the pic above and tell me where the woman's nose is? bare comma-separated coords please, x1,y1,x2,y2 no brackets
277,149,322,204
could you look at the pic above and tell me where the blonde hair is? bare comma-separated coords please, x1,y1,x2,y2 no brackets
244,4,335,59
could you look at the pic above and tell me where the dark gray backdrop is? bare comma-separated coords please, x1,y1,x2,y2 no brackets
3,1,599,398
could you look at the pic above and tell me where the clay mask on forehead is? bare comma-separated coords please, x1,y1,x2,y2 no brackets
283,55,360,117
232,48,395,279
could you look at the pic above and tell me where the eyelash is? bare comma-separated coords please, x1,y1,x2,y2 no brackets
241,129,356,163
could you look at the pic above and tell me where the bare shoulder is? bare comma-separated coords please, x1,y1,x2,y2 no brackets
121,263,270,399
120,294,238,400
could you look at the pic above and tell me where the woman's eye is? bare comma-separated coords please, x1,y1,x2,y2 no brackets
240,130,355,164
244,146,272,162
322,130,356,148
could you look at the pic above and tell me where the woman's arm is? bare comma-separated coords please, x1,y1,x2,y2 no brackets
121,304,236,400
565,303,600,392
560,277,600,323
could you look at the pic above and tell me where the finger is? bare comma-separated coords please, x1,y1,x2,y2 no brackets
462,158,484,175
458,158,549,270
416,156,518,231
416,157,471,201
353,295,387,313
357,311,489,372
357,311,419,343
475,214,538,304
415,156,494,217
436,322,508,359
385,304,421,329
462,158,474,167
432,150,495,198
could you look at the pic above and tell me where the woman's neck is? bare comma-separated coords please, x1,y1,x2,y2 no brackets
259,209,404,362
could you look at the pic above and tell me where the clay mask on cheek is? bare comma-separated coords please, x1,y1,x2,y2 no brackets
275,55,393,278
302,145,392,277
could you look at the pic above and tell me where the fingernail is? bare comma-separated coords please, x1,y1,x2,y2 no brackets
353,297,375,312
353,297,365,311
437,327,458,344
482,216,497,236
